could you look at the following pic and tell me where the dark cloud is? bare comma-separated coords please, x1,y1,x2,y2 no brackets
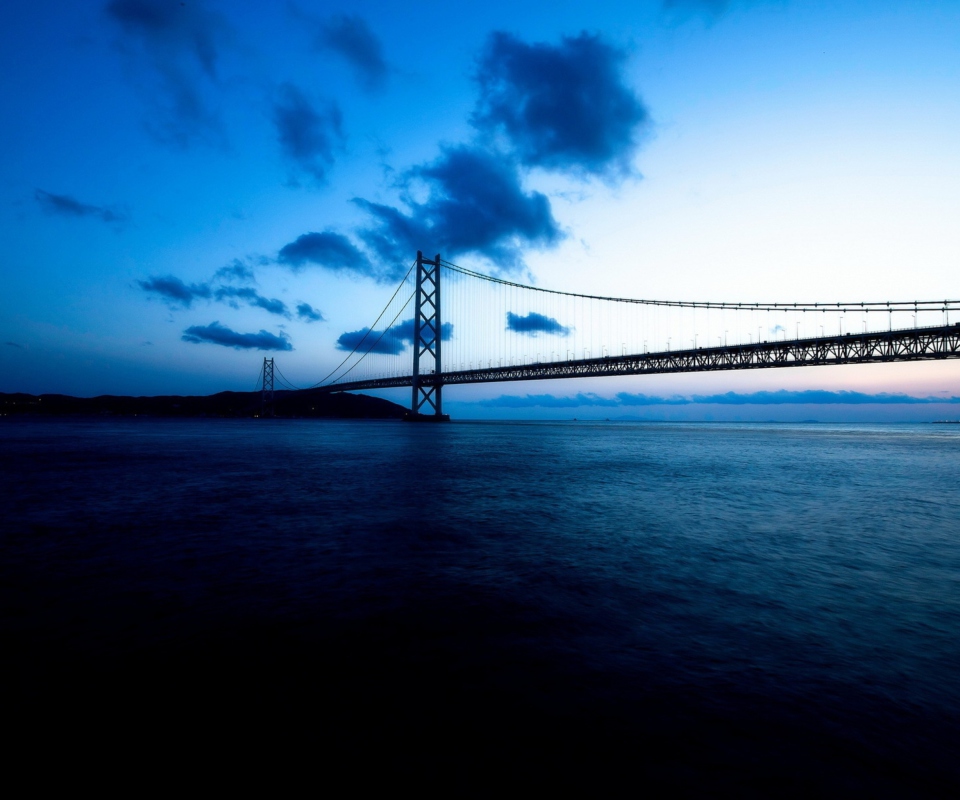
214,286,290,317
506,311,571,336
181,321,292,351
5,341,23,349
385,318,454,346
214,259,255,282
139,266,288,316
336,317,453,355
316,14,388,91
276,231,378,277
105,0,227,148
297,303,324,322
138,275,211,307
273,83,344,184
336,327,404,355
35,190,127,224
472,32,648,177
355,145,562,271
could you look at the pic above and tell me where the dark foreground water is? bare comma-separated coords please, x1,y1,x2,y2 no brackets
3,418,959,792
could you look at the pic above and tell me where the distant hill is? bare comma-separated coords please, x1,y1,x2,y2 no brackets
0,389,406,419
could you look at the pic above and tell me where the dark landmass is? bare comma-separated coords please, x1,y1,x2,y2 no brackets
0,390,406,419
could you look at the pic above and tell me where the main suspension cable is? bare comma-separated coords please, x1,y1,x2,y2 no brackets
440,259,957,313
329,290,415,385
306,260,417,388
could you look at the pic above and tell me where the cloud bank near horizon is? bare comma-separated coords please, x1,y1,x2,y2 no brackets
478,390,960,409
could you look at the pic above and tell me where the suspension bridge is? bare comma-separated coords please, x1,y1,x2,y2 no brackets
258,251,960,420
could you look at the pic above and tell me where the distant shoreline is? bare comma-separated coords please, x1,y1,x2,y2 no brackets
0,390,406,420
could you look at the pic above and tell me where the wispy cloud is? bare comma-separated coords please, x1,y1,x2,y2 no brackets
214,259,256,282
138,275,212,307
181,321,292,351
35,189,127,225
661,0,732,21
105,0,228,148
213,286,290,317
315,14,388,91
139,269,289,319
273,83,344,185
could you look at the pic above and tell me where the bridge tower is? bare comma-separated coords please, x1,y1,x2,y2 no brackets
408,251,448,421
261,356,275,418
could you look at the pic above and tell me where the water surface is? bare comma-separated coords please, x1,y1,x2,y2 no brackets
3,419,959,792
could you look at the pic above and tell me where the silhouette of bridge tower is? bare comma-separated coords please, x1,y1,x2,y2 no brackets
408,251,448,421
261,357,274,418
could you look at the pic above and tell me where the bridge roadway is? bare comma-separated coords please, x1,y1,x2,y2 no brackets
315,323,960,395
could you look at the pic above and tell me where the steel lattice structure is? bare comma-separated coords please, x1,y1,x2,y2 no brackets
316,323,960,397
261,357,275,417
266,251,959,417
410,251,446,419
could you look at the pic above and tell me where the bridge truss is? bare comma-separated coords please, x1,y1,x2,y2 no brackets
321,323,960,395
265,252,960,418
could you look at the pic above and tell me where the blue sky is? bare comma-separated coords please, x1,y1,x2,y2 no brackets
2,1,958,419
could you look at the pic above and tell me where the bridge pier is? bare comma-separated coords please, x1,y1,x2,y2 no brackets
406,250,449,422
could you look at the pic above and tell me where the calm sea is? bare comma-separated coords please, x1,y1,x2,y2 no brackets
3,418,959,792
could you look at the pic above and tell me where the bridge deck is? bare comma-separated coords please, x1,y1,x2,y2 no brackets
315,324,960,395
